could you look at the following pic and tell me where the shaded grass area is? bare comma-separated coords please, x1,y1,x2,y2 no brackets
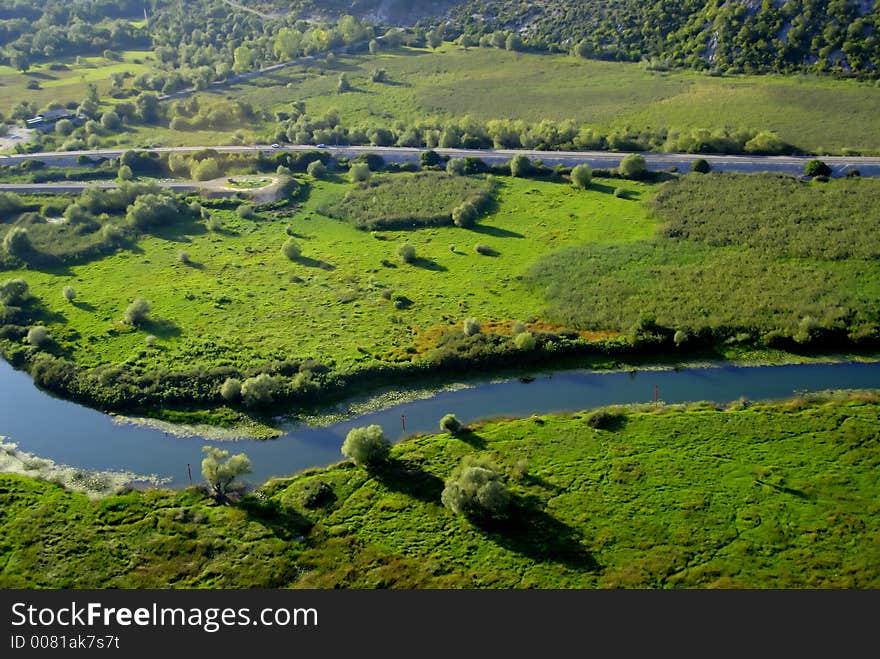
527,174,880,340
317,171,494,230
2,394,879,588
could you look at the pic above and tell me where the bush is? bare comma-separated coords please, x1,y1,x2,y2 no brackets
452,201,478,228
613,187,627,198
26,325,50,347
584,409,624,429
124,297,151,325
570,164,592,189
341,424,390,469
117,165,134,181
474,243,494,255
62,285,76,302
0,192,24,218
440,413,462,433
282,237,301,260
126,194,179,229
514,331,536,350
397,243,416,264
446,158,467,176
236,204,256,219
441,460,510,521
511,320,527,335
691,158,711,174
307,160,327,178
3,227,31,257
350,162,371,183
509,154,532,177
241,373,280,407
463,317,481,336
191,158,221,181
201,446,252,503
618,153,647,178
0,278,28,305
220,377,242,401
805,159,832,177
178,251,190,264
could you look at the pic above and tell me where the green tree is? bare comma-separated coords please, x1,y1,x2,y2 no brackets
62,285,76,302
3,226,31,257
0,278,28,305
463,317,481,336
440,413,462,434
307,160,327,178
369,39,380,55
341,424,390,469
117,165,134,181
232,45,255,73
26,325,50,347
619,153,647,178
514,332,536,350
805,160,832,177
282,237,301,260
441,460,511,521
397,243,416,264
452,201,478,228
509,154,532,177
350,162,371,183
691,158,711,174
124,297,150,325
241,373,280,407
570,164,592,189
201,446,252,503
337,73,351,93
220,377,242,401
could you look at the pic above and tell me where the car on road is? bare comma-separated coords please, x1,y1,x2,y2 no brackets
271,143,281,149
316,144,326,149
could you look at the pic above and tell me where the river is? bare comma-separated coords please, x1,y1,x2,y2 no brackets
1,359,879,488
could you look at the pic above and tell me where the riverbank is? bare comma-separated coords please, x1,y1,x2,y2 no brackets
2,391,878,588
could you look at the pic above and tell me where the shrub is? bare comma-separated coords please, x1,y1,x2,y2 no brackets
509,154,532,177
0,278,28,305
441,460,510,521
177,251,190,264
584,409,624,429
26,325,50,347
307,160,327,178
511,320,527,335
117,165,134,181
282,237,301,260
236,204,256,219
350,162,371,183
474,243,494,255
191,158,221,181
126,194,179,229
805,159,832,177
124,297,151,325
673,329,690,346
440,413,462,433
420,150,442,168
446,158,467,176
452,201,478,228
220,377,242,401
201,446,252,502
691,158,711,174
618,153,647,178
570,164,592,189
463,317,481,336
144,334,157,347
62,285,76,302
0,192,24,218
613,187,627,198
514,331,536,350
397,243,416,264
3,227,31,257
341,424,390,469
240,373,280,407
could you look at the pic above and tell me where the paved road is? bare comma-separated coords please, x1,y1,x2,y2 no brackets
2,145,879,177
0,181,201,194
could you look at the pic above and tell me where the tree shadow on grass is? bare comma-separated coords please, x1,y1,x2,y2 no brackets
410,256,447,272
71,300,97,312
294,255,335,270
372,457,445,503
452,430,487,449
238,495,313,541
480,497,599,570
141,317,181,339
471,224,524,239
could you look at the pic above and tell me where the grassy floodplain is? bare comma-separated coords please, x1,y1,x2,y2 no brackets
127,44,880,154
1,393,878,588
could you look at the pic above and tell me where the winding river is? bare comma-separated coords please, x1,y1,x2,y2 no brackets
2,359,880,488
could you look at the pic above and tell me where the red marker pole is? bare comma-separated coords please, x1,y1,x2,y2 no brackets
401,414,406,433
187,463,192,485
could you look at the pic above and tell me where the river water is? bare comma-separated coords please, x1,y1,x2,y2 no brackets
1,359,879,488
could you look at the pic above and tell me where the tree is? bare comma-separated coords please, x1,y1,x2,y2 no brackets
570,164,592,189
441,460,510,521
452,201,478,228
805,159,832,177
463,317,481,336
341,424,390,469
117,165,134,181
241,373,280,407
3,226,31,257
282,237,301,260
126,194,179,229
370,68,387,83
0,278,28,305
191,158,220,181
100,111,121,131
11,52,30,73
0,192,23,219
440,413,462,434
397,243,416,264
62,285,76,302
509,154,532,177
236,203,255,219
55,119,74,136
307,160,327,178
420,150,442,168
220,377,242,401
369,39,381,55
135,92,161,124
337,73,351,93
426,29,443,49
232,45,255,73
691,158,711,174
124,297,150,325
350,162,371,183
505,33,523,51
446,158,467,176
201,446,252,502
26,325,50,347
514,332,536,350
618,153,647,178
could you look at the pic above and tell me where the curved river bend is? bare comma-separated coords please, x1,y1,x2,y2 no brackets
1,359,879,488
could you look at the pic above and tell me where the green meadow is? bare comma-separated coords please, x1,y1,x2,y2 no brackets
2,394,878,588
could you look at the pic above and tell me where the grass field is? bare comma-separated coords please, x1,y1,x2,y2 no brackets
188,44,880,154
527,174,880,342
2,393,878,588
0,174,654,376
0,51,154,117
